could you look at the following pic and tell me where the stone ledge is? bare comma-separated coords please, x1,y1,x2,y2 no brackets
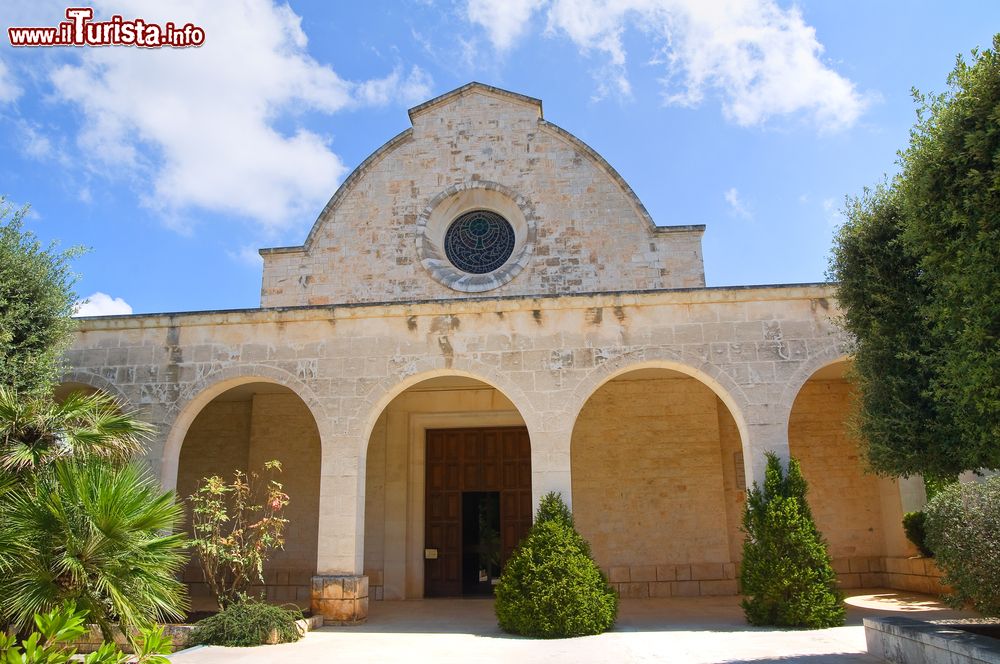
864,616,1000,663
881,556,953,596
69,614,324,654
606,563,739,598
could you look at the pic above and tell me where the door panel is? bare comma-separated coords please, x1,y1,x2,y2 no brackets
424,427,532,597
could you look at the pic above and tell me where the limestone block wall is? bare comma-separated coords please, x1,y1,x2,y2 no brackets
247,393,321,603
571,374,741,597
176,401,251,508
260,85,705,308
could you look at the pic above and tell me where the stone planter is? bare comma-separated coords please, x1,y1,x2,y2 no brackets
865,616,1000,663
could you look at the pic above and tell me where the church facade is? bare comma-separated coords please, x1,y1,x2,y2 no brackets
64,83,932,624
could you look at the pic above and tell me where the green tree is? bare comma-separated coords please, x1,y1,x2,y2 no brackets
0,198,84,397
0,385,158,583
0,460,188,639
740,452,844,628
830,36,1000,476
494,492,617,638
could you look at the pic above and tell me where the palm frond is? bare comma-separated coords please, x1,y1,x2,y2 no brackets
0,459,189,632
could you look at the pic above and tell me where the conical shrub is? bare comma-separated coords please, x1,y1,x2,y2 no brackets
739,452,844,628
494,492,617,638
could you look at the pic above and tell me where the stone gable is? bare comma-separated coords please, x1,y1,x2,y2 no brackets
259,83,705,307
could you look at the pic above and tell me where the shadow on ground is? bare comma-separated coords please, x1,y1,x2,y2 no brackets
342,588,978,637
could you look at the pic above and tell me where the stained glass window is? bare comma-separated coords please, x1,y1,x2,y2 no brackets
443,210,515,274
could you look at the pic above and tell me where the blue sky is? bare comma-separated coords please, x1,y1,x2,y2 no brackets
1,1,998,315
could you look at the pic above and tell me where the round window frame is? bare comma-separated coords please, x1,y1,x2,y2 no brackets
416,182,536,293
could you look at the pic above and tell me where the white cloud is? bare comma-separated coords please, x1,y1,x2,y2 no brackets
74,292,133,317
0,56,22,103
467,0,868,129
227,244,264,267
724,187,752,219
46,1,433,232
822,197,845,227
466,0,546,51
356,65,434,107
21,123,53,159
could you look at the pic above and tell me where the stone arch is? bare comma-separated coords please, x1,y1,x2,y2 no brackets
777,344,852,414
169,367,325,609
569,350,752,463
354,359,540,463
160,363,328,492
357,362,541,599
57,369,130,405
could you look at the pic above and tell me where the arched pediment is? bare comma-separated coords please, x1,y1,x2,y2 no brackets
259,82,705,308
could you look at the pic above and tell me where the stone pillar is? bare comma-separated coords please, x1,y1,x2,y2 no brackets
528,428,573,510
311,575,368,625
897,475,928,513
743,418,791,488
315,434,364,576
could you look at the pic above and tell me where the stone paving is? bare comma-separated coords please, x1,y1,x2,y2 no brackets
168,590,979,663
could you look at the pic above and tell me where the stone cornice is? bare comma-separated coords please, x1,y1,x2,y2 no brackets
74,282,837,331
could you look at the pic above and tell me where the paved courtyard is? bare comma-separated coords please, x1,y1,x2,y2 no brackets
168,589,978,663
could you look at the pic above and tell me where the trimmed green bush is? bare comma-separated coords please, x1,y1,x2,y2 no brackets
190,597,303,647
902,511,933,557
924,476,1000,616
494,492,617,638
740,452,845,628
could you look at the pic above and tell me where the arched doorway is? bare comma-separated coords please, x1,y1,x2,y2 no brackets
788,359,906,587
363,375,531,600
176,381,321,609
571,367,746,598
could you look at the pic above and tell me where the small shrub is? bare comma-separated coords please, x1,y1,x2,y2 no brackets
494,492,617,638
190,597,303,647
0,601,170,664
188,460,289,608
902,511,933,557
740,452,845,628
924,476,1000,616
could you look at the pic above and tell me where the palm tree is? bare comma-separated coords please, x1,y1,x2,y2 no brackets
0,459,188,638
0,386,187,638
0,385,152,474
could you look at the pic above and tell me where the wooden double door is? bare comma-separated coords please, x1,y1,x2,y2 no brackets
424,427,532,597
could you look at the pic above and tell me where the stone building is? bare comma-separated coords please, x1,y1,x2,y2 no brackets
64,83,933,625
